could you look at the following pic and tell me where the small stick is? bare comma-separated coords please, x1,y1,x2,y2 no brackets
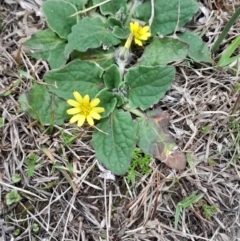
70,0,111,17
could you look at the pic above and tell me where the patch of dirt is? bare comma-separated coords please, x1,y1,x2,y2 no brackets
1,0,240,240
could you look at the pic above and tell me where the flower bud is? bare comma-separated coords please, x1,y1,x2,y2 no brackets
114,46,132,67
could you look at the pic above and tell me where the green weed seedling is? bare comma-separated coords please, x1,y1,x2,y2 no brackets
60,129,78,146
12,174,21,183
52,162,77,191
198,200,217,219
13,228,21,237
174,191,203,229
24,152,38,177
32,223,40,233
218,36,240,67
6,190,21,206
208,159,216,167
126,149,151,186
0,117,4,128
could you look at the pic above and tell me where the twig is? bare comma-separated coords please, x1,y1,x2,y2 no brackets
71,0,111,17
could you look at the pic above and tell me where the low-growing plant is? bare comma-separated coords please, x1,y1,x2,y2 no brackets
212,7,240,120
12,174,21,183
174,191,203,229
6,190,21,206
13,228,21,237
0,117,3,127
126,148,151,186
60,129,78,146
198,200,218,219
24,152,38,177
32,223,40,233
218,36,240,68
20,0,212,175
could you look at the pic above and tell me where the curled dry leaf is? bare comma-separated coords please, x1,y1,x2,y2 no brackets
137,107,186,170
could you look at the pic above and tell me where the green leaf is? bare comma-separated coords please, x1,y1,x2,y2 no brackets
93,0,127,16
107,17,129,39
178,31,212,63
96,89,117,118
91,110,137,175
24,30,63,59
67,0,88,10
107,17,123,28
139,37,189,66
136,108,186,170
65,17,120,55
24,152,37,177
218,35,240,67
112,26,129,39
6,190,21,206
42,0,78,39
175,191,203,229
71,48,115,69
44,60,104,100
125,65,175,110
32,223,40,233
134,0,199,35
48,42,68,69
19,83,69,125
23,30,67,69
0,117,4,128
12,174,21,183
103,64,121,89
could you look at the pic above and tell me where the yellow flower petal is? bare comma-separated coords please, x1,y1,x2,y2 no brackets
89,111,101,120
70,114,81,123
129,21,151,47
73,91,83,103
90,98,100,108
67,108,80,115
87,116,94,126
139,26,150,34
130,22,135,33
77,115,85,127
92,107,105,113
139,32,151,39
133,21,139,30
134,38,143,46
67,99,80,107
83,95,90,104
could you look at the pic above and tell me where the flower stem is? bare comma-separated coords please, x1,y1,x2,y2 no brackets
124,34,133,49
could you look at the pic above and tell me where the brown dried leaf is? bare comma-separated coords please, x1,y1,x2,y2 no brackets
137,108,186,170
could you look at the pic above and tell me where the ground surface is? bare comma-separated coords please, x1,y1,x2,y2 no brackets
0,0,240,240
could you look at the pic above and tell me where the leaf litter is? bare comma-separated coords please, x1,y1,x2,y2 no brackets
1,0,240,240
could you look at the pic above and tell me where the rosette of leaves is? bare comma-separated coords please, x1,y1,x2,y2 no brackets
21,0,212,175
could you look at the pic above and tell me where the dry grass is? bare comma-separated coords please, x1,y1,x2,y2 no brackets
1,0,240,240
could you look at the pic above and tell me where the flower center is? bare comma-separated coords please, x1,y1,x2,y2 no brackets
81,103,91,116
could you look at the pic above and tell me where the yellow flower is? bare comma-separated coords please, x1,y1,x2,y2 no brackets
126,21,151,47
67,91,105,127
